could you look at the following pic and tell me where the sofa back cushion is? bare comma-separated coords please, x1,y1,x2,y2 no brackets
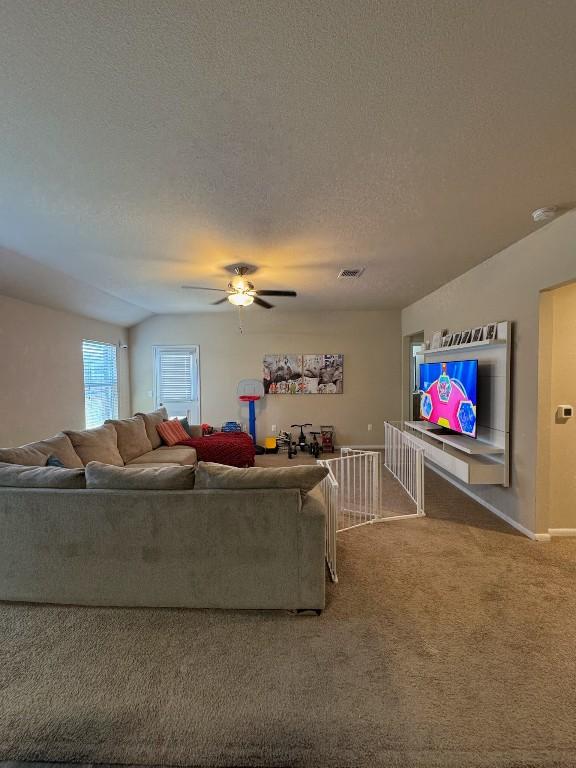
0,462,86,489
156,419,190,447
29,433,84,469
180,417,203,439
135,407,168,449
104,416,152,463
194,462,329,499
64,423,124,466
85,461,195,490
0,446,48,466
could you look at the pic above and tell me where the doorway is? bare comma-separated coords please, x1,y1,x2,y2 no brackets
153,345,201,424
536,281,576,534
403,331,424,422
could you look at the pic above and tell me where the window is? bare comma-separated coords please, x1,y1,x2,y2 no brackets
154,346,200,423
82,340,119,428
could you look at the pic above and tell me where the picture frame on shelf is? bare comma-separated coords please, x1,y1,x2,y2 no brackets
484,322,498,341
441,333,452,348
451,332,462,346
460,330,471,345
472,326,483,342
431,329,447,350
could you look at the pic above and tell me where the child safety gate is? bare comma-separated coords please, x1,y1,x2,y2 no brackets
319,425,425,582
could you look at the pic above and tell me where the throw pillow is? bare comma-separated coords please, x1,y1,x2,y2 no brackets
0,462,86,489
0,446,48,466
194,462,329,499
134,407,168,449
46,455,65,467
156,419,191,447
29,432,84,468
105,415,153,463
64,423,124,466
85,461,195,491
179,417,203,439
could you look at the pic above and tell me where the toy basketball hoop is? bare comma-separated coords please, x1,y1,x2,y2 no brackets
237,379,264,444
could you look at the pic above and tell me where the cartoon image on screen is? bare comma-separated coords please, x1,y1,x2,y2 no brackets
419,360,478,437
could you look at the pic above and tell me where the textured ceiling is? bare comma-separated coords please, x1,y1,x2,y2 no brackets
1,0,576,324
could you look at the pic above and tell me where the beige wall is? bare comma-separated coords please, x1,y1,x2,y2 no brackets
401,210,576,535
0,293,130,446
537,281,576,531
129,309,401,446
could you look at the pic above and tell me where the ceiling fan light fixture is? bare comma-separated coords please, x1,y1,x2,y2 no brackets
228,292,254,307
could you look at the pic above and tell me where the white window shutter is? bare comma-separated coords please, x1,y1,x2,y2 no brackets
82,340,119,428
156,349,198,404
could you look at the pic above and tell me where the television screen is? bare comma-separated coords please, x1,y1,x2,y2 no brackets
419,359,478,437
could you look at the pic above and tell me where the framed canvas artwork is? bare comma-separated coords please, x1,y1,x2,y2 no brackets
263,354,302,394
302,354,344,394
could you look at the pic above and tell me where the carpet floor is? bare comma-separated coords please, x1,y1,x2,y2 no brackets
1,469,576,768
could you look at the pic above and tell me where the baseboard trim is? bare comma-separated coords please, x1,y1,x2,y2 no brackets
534,533,552,542
340,444,385,450
426,464,546,541
548,528,576,538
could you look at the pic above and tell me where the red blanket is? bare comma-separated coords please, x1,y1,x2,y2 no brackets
178,431,255,467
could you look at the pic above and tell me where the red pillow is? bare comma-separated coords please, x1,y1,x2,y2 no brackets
156,419,190,447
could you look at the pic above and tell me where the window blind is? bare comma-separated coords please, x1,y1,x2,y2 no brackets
82,340,119,428
155,348,198,404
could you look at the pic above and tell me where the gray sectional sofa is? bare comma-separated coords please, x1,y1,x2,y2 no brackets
0,411,328,611
0,408,197,469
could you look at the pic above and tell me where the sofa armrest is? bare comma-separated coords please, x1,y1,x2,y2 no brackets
297,488,327,609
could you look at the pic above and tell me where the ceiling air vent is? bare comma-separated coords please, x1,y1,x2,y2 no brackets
337,267,365,279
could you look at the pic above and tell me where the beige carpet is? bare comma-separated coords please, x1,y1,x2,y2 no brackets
1,470,576,767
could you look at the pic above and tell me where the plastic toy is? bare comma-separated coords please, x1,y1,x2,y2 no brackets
320,425,334,453
291,423,312,452
264,436,278,453
276,430,295,459
309,430,321,458
221,421,242,432
237,379,265,445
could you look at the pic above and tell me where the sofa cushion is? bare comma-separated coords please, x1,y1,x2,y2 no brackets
194,462,329,498
135,407,168,450
156,419,191,447
29,432,84,469
64,423,124,466
0,462,86,489
126,446,197,467
105,416,152,463
85,461,195,491
0,446,48,466
180,417,203,439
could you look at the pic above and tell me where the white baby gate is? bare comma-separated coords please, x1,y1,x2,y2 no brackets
383,421,425,518
319,425,425,582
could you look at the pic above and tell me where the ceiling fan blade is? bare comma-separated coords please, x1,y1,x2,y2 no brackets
181,285,229,292
254,290,297,297
253,296,274,309
212,297,229,305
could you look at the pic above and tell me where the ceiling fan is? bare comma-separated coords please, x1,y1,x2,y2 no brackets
182,265,297,309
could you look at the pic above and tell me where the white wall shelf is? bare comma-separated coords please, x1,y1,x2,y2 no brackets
408,320,511,487
422,339,506,356
404,420,504,455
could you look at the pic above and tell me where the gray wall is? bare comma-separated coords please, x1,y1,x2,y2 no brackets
401,211,576,535
0,294,130,446
129,309,401,447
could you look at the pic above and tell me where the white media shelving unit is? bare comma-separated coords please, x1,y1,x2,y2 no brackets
404,321,511,487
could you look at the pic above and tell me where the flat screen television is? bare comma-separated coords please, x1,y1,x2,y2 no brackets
419,359,478,437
